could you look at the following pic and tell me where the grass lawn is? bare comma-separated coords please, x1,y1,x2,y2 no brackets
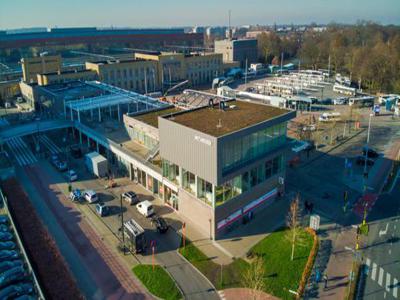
132,265,182,300
179,228,315,299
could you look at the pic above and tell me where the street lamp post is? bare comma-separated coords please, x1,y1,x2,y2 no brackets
362,113,374,226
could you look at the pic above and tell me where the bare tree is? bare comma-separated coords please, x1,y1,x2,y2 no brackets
242,257,266,300
286,194,304,261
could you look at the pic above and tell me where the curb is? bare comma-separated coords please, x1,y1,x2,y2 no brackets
162,265,185,300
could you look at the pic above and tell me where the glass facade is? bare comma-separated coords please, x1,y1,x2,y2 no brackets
221,122,287,175
182,168,196,195
162,159,180,184
215,154,284,206
126,125,158,150
197,177,213,205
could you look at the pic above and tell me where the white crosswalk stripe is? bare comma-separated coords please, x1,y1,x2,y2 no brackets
386,273,391,292
371,263,377,281
366,258,371,267
38,135,62,154
378,267,384,286
394,278,398,298
6,137,37,166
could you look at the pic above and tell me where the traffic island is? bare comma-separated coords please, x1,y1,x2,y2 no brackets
132,265,182,300
179,228,317,300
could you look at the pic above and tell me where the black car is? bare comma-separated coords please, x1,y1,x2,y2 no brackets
0,216,9,225
0,250,19,262
0,267,28,289
122,191,139,205
151,216,169,234
0,283,34,300
0,232,13,242
356,156,375,166
0,260,23,274
0,241,16,250
362,147,379,159
70,145,82,158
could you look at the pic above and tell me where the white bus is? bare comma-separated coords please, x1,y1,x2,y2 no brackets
333,83,356,96
319,112,341,122
348,96,375,107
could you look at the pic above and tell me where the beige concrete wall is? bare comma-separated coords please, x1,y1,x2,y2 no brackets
21,55,62,83
37,70,97,86
0,80,20,101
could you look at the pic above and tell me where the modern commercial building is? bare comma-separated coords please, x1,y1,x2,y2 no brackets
36,69,97,86
134,51,223,88
85,59,160,94
21,55,62,83
214,39,258,68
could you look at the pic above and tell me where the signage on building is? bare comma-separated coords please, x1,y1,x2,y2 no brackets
194,135,211,146
309,214,320,231
217,209,242,230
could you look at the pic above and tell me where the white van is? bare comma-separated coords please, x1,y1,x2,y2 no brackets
319,112,341,122
136,200,154,217
83,190,98,203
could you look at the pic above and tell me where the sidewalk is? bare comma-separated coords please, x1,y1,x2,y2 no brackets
306,220,356,300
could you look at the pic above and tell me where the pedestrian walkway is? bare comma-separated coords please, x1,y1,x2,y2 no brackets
365,257,398,299
6,137,37,166
306,222,356,300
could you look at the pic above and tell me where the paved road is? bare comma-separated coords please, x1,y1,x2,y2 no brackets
361,177,400,300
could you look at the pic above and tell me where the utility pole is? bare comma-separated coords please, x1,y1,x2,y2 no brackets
362,113,373,226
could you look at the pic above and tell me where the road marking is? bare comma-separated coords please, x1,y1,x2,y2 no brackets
389,249,392,255
386,273,391,292
380,223,389,236
379,267,384,286
393,278,398,298
366,258,371,267
371,263,377,281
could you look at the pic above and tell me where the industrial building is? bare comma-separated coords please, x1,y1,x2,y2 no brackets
214,39,258,68
36,69,97,86
21,55,62,83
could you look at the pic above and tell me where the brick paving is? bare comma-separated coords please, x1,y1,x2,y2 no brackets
25,164,152,300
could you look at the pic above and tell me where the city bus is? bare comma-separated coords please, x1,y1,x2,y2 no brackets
333,83,356,96
348,96,375,107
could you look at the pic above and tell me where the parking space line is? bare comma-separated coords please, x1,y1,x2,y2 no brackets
394,278,398,298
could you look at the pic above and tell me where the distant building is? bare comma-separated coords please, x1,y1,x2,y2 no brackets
134,51,223,88
0,80,20,103
21,55,62,83
246,30,272,39
36,69,97,86
214,39,258,68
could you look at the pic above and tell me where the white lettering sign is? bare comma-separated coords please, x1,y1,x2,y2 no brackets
194,135,211,146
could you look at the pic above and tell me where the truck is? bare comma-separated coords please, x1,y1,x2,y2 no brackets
84,152,108,178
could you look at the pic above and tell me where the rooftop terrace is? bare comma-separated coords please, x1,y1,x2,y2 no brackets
166,100,291,137
133,107,182,128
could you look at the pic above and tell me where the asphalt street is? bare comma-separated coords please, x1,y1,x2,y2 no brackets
361,177,400,300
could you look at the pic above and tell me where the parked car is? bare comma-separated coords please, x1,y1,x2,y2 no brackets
69,189,82,202
66,169,78,182
333,97,348,105
95,203,110,217
122,191,139,205
0,241,16,250
136,201,154,217
319,98,332,105
55,160,68,172
0,225,10,232
0,267,28,288
362,147,379,159
309,97,319,104
83,190,98,203
0,283,34,299
0,260,23,274
0,232,13,242
50,154,59,165
0,250,19,262
356,156,375,166
291,140,311,153
0,216,9,225
151,216,168,234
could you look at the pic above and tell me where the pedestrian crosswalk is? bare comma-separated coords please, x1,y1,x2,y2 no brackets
366,257,398,298
38,135,62,154
6,138,38,166
1,118,38,167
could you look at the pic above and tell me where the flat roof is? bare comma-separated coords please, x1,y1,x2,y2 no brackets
165,100,291,137
133,107,182,128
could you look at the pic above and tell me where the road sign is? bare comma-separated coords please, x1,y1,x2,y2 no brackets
310,214,320,231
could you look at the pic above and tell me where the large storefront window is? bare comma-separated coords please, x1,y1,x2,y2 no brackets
215,154,284,206
182,168,196,195
197,177,213,205
162,159,180,184
221,122,287,174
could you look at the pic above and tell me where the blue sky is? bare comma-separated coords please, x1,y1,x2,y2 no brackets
1,0,399,29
